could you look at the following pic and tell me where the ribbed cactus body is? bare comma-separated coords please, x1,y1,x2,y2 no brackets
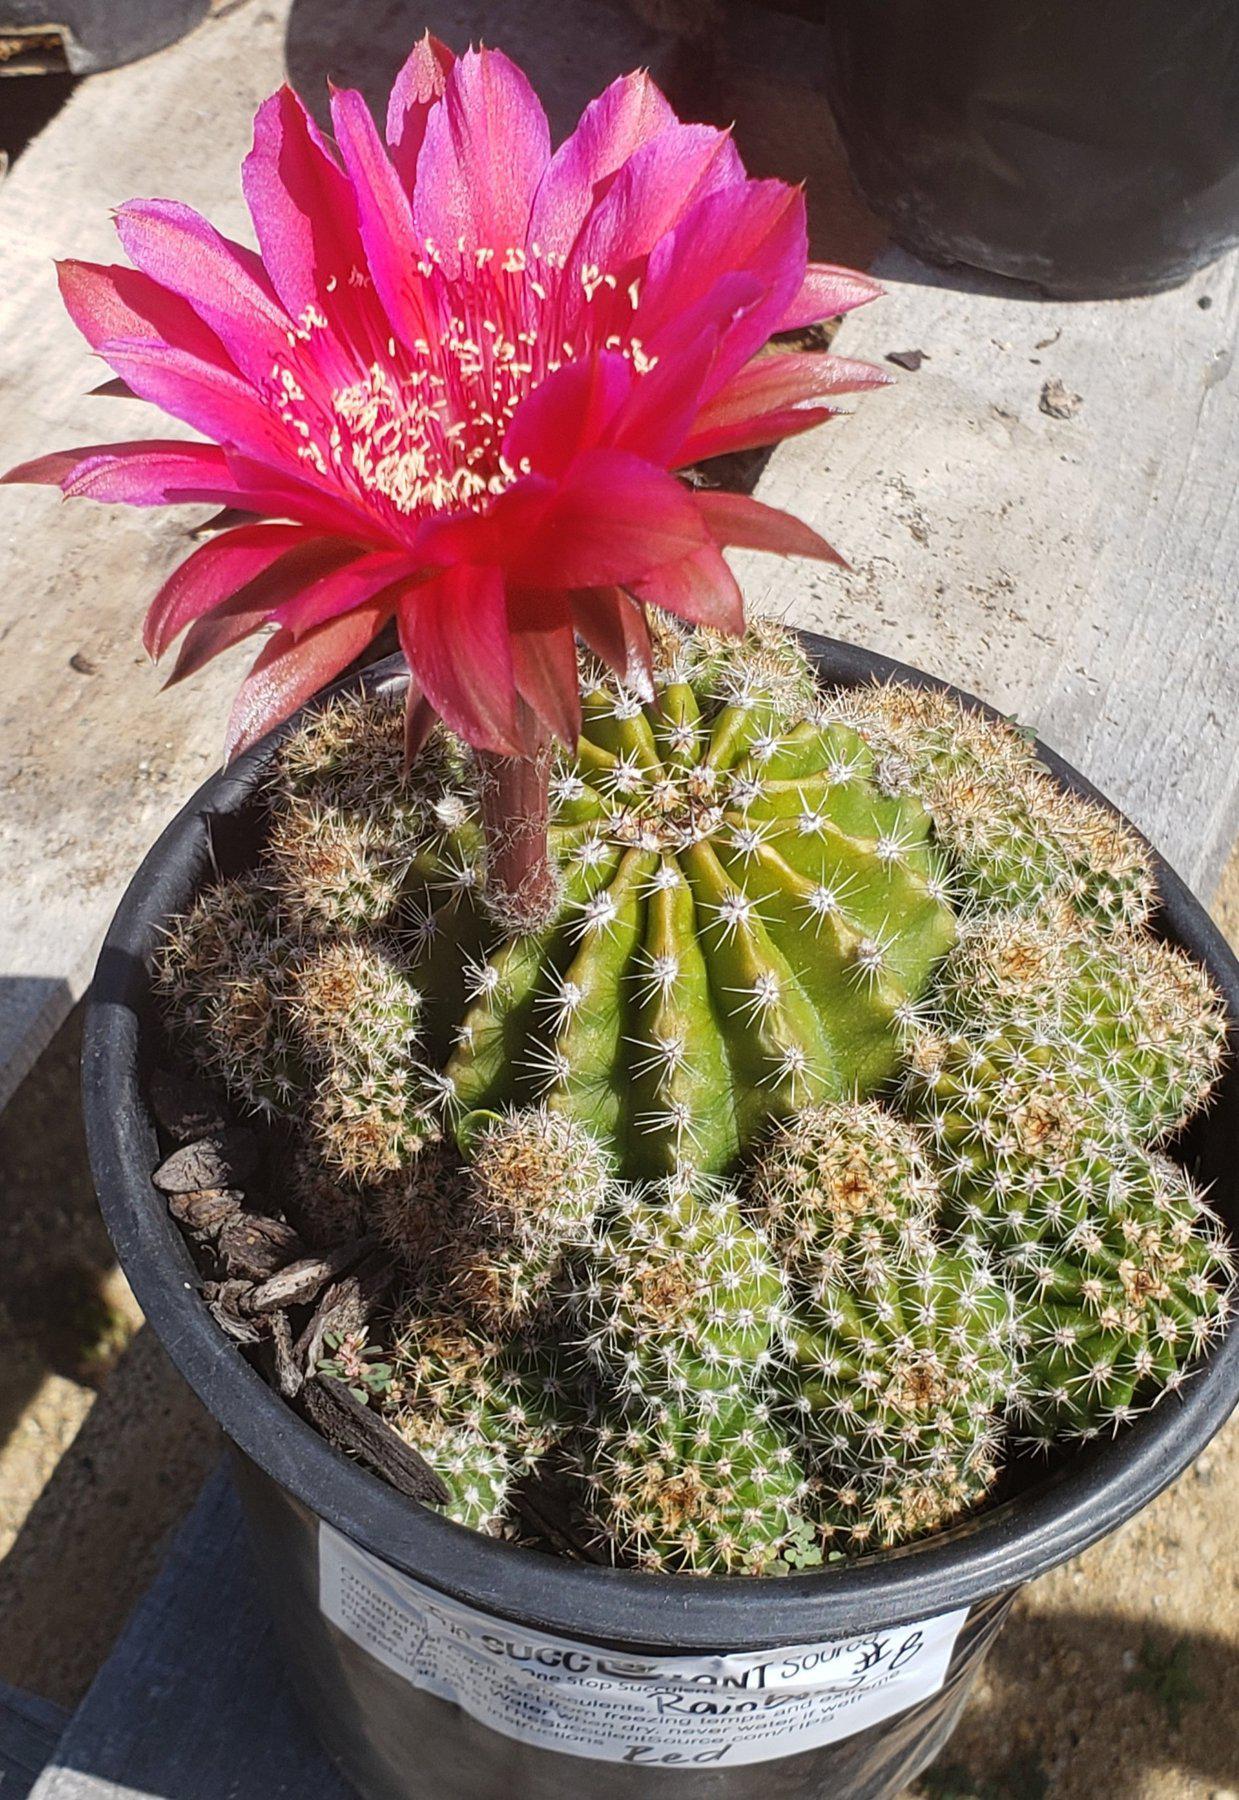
749,1100,1016,1541
574,1173,787,1405
751,1101,938,1269
388,1309,569,1531
903,1019,1132,1241
157,884,438,1182
155,621,1236,1569
445,648,956,1178
442,1109,615,1329
586,1400,812,1574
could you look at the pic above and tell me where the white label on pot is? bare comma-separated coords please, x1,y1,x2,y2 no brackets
318,1523,968,1768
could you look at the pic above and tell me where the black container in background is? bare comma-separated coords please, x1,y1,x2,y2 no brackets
820,0,1239,297
83,637,1239,1800
0,0,208,75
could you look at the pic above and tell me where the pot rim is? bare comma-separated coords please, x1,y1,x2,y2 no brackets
82,631,1239,1651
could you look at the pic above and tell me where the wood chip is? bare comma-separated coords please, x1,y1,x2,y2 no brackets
152,1127,260,1193
301,1376,450,1505
218,1213,306,1282
203,1279,265,1345
886,348,929,371
241,1239,373,1316
167,1187,245,1237
269,1311,303,1399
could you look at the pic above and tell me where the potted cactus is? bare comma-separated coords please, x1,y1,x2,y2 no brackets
8,33,1238,1800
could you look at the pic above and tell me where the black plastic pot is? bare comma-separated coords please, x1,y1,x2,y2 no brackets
0,0,209,75
820,0,1239,297
83,635,1239,1800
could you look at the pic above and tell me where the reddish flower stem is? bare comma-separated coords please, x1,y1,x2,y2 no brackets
475,749,559,930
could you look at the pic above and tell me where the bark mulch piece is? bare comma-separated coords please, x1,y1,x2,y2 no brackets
301,1375,450,1505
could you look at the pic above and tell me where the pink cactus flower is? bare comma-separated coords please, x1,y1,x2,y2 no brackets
5,36,885,760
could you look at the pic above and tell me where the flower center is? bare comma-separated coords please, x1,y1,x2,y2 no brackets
269,243,655,525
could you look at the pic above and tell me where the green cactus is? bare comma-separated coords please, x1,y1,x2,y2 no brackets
931,904,1228,1141
832,683,1155,930
386,1307,570,1531
156,879,304,1116
750,1100,939,1272
902,1018,1135,1242
437,1108,615,1331
443,637,956,1177
586,1398,812,1574
820,1463,1000,1554
157,893,440,1185
779,1240,1017,1513
572,1172,788,1406
1004,1152,1233,1444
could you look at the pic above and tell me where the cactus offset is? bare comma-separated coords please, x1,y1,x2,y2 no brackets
386,1307,571,1531
932,904,1228,1141
586,1399,812,1574
573,1172,788,1406
833,683,1156,930
751,1100,939,1270
780,1240,1017,1516
441,1108,615,1331
1003,1152,1233,1443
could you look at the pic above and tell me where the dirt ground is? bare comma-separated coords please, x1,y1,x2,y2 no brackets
0,868,1236,1796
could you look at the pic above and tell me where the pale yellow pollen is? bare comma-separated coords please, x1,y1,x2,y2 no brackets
274,240,657,521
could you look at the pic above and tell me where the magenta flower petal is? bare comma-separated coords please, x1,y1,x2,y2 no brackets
676,349,889,467
778,262,884,332
678,404,835,466
399,563,523,755
226,602,390,759
640,181,806,388
242,86,365,333
143,522,322,658
114,200,289,388
56,260,229,367
507,450,709,589
273,549,417,635
527,70,675,257
385,32,454,189
99,341,310,479
571,586,654,696
604,325,724,467
502,353,635,479
564,122,744,307
629,541,744,634
694,490,845,566
4,440,230,504
328,84,430,355
164,537,362,685
18,41,888,757
413,49,551,269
